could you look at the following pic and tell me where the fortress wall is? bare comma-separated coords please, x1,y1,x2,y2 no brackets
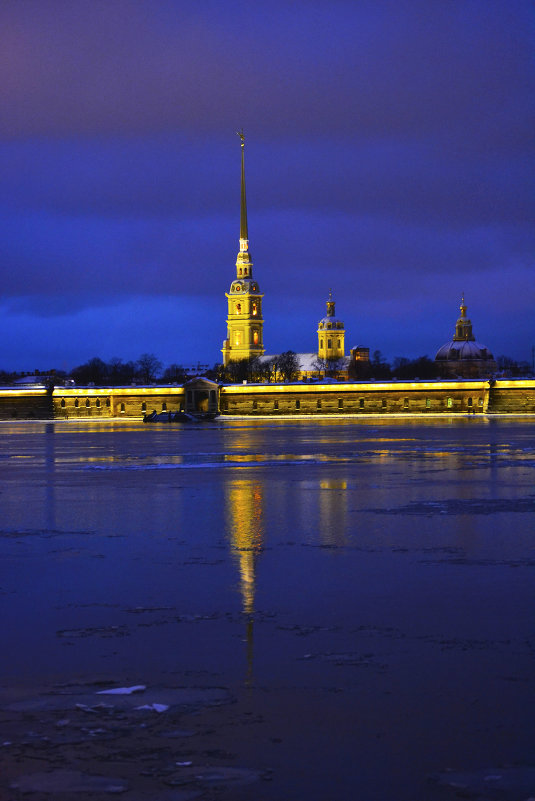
220,381,491,416
0,388,54,420
2,380,534,420
52,387,186,419
487,381,535,414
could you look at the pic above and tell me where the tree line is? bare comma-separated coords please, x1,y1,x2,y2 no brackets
1,349,531,387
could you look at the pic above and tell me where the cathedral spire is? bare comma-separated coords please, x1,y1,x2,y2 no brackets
326,289,335,317
237,130,249,251
222,133,264,366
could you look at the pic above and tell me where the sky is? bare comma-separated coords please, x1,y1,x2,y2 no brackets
0,0,533,372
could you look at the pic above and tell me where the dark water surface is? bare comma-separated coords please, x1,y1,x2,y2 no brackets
0,417,534,800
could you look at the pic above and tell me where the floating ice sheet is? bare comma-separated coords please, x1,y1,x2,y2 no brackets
96,685,146,695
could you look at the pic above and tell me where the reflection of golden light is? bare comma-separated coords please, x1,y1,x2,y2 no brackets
226,479,264,616
319,479,348,546
319,479,347,490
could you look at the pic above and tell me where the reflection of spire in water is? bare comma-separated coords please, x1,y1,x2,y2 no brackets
225,479,265,684
319,479,348,546
45,423,56,531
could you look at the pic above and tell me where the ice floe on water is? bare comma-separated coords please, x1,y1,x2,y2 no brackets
2,681,246,798
96,684,146,695
10,769,129,794
367,496,535,515
134,703,169,712
430,765,535,797
4,685,232,713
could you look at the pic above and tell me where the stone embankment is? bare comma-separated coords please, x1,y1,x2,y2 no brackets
0,379,534,420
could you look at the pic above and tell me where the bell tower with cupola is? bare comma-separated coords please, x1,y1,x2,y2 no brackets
317,290,345,360
222,132,265,366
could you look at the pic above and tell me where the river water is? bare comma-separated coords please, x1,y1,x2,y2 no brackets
0,417,534,800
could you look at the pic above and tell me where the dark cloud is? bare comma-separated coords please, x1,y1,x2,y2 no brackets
0,1,532,147
0,0,533,367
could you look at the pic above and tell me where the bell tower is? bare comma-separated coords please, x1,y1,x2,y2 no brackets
317,290,345,360
222,132,265,366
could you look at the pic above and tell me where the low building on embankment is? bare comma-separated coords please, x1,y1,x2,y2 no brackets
50,377,216,420
0,385,54,419
219,378,535,416
0,378,534,420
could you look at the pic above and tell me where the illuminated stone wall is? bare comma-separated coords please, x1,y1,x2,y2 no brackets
219,381,493,415
486,381,535,414
0,380,534,420
0,388,53,420
51,387,186,419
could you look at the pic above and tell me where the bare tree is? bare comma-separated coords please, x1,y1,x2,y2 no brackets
277,351,301,382
162,363,188,383
257,356,278,383
70,357,108,385
108,358,137,385
136,353,163,384
312,355,345,379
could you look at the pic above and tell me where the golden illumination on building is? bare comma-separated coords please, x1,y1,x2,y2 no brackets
222,132,265,366
317,290,345,360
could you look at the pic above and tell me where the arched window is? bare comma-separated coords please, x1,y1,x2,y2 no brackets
60,399,66,408
467,397,473,407
74,399,79,408
235,331,242,346
327,339,332,349
85,398,90,407
447,397,453,408
96,398,101,408
141,402,146,412
253,330,259,345
235,303,241,314
359,398,364,409
162,402,167,411
120,402,125,413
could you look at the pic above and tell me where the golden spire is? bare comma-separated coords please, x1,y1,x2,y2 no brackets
454,294,474,341
326,289,335,318
237,130,248,247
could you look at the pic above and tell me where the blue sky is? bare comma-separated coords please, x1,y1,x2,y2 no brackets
0,0,533,370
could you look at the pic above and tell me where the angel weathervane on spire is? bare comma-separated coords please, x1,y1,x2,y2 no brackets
237,129,245,147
